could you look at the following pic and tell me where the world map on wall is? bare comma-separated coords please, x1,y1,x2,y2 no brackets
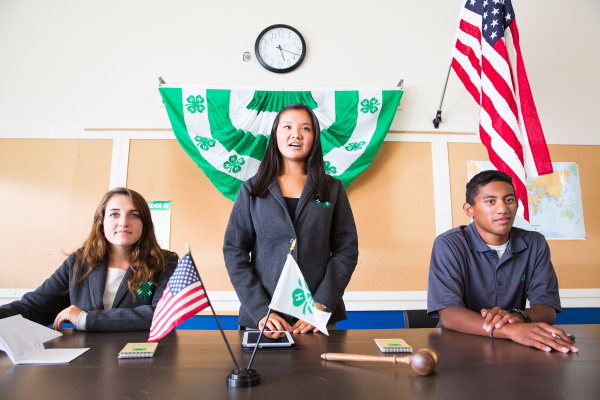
468,161,586,240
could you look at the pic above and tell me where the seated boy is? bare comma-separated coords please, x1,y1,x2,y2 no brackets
427,170,578,353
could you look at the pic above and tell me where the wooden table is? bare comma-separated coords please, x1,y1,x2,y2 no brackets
1,326,599,399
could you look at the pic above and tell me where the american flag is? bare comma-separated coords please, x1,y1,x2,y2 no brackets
148,254,209,342
450,0,552,221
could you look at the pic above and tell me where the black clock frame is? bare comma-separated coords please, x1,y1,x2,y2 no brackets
255,24,306,73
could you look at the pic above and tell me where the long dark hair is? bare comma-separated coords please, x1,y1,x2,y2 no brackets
249,103,330,201
70,187,167,297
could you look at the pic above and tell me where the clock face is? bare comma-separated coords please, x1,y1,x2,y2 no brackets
255,24,306,73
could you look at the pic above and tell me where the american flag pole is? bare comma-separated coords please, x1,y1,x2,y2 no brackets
185,243,240,371
432,65,452,129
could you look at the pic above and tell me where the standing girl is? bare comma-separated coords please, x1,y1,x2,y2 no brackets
224,103,358,333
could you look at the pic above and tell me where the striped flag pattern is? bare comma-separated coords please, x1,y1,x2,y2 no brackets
450,0,552,221
148,254,208,342
159,87,403,201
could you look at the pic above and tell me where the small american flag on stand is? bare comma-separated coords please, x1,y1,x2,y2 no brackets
450,0,552,221
148,253,209,342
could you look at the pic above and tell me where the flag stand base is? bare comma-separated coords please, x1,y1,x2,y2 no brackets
226,368,260,388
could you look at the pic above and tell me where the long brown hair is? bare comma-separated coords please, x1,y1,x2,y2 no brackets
71,187,167,298
249,103,330,201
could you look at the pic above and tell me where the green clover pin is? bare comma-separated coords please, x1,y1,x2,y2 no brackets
292,278,316,315
521,274,526,282
136,280,155,299
314,198,331,208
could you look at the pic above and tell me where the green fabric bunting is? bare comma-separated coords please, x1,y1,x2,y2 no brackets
160,86,403,201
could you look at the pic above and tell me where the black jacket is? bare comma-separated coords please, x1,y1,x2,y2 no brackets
223,174,359,328
0,252,178,331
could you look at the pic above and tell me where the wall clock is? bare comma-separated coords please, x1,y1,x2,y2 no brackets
255,24,306,73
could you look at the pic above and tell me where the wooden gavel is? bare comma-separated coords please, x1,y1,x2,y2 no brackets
321,347,439,376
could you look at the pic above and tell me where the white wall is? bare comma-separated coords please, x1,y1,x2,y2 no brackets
0,0,598,139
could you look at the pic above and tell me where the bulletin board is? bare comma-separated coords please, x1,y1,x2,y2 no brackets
4,137,596,293
448,143,600,289
126,140,437,292
0,139,113,288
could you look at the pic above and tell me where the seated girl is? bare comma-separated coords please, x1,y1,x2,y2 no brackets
0,187,178,332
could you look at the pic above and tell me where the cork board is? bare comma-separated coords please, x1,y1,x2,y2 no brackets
127,140,436,292
448,143,600,289
127,140,237,291
346,142,436,291
0,139,113,288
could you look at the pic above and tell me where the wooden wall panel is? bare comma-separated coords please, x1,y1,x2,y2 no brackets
0,139,112,288
127,140,436,292
5,138,598,293
346,142,436,291
448,143,600,289
127,140,235,290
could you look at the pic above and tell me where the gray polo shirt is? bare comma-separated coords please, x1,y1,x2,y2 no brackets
427,223,561,325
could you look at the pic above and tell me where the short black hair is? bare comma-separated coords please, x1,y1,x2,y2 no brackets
466,170,515,205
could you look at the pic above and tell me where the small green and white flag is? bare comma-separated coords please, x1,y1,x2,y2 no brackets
160,86,403,201
268,254,332,336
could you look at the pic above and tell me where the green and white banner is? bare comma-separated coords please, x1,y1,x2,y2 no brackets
159,86,403,201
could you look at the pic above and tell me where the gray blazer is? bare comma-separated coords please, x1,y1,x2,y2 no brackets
223,174,359,329
0,252,178,332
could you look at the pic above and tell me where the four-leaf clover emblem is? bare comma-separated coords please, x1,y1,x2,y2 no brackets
315,198,331,208
345,141,366,151
186,95,205,114
224,155,245,173
292,278,317,315
324,161,337,175
360,97,380,114
194,136,216,151
136,280,155,300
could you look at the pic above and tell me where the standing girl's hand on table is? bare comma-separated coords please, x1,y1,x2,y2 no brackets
53,305,83,330
292,303,328,333
258,312,292,339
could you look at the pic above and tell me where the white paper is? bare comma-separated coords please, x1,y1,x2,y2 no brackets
16,348,89,364
147,201,172,250
0,315,44,363
0,318,62,352
23,318,63,343
0,315,89,365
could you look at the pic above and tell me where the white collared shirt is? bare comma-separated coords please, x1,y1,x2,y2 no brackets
486,241,509,260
